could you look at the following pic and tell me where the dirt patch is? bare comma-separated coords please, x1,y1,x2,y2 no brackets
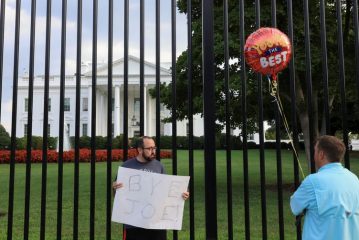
0,212,7,217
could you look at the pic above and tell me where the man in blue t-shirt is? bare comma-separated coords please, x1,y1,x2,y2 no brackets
113,136,189,240
290,135,359,240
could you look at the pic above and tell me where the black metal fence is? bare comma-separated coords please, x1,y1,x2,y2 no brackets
0,0,359,240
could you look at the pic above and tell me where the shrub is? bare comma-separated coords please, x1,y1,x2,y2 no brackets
263,141,292,149
16,137,27,150
113,135,124,149
193,136,205,149
12,136,63,150
177,136,188,149
231,136,243,150
159,136,172,149
32,136,43,150
79,136,91,148
216,134,243,149
156,136,206,149
95,136,107,149
48,137,57,150
154,135,245,150
247,141,258,149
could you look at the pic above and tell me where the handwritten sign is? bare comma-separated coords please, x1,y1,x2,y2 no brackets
111,167,190,230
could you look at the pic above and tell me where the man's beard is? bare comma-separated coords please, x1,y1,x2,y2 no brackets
143,153,155,162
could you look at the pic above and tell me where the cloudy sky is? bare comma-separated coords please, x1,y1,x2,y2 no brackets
1,0,188,134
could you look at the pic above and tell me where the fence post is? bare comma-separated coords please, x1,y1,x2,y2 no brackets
202,1,217,239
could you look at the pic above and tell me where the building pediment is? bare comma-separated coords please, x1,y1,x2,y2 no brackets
84,55,171,77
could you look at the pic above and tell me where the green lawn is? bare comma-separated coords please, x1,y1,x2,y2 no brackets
1,150,359,240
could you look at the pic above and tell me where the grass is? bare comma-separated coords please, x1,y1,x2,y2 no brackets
1,150,359,240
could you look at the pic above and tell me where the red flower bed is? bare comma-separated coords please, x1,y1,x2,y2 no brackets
0,149,172,164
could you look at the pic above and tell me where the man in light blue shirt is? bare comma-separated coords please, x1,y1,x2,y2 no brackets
290,135,359,240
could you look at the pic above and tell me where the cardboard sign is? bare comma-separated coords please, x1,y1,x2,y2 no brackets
111,167,190,230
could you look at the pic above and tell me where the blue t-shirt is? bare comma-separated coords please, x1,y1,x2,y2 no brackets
122,157,165,174
290,163,359,240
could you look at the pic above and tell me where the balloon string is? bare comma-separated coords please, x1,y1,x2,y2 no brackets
268,76,306,180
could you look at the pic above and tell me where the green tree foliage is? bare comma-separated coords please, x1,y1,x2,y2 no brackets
0,124,10,149
153,0,359,161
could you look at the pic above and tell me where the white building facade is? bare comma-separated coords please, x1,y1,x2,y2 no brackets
16,56,204,138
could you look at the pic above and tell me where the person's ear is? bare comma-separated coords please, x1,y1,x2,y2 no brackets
319,150,325,160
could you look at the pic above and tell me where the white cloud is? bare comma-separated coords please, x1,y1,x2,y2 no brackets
65,59,77,74
79,39,157,64
3,2,78,75
80,40,122,63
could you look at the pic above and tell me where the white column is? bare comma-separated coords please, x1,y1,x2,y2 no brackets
103,92,107,135
147,85,153,136
104,93,108,135
114,85,120,136
87,85,92,136
144,84,147,135
96,92,100,135
101,93,105,135
98,93,103,135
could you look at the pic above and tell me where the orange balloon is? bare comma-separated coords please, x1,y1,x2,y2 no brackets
244,28,292,80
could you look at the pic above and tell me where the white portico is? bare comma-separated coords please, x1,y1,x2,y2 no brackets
82,55,172,137
16,56,202,138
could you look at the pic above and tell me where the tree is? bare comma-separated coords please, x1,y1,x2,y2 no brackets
152,0,359,164
0,124,10,150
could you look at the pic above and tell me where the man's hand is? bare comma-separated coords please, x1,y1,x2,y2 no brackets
182,191,190,200
112,182,123,194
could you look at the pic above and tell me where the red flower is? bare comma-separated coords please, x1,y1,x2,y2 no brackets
0,149,172,164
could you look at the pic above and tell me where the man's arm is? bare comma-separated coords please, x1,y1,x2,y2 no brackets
290,177,314,216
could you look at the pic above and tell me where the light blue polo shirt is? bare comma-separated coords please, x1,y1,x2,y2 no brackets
290,163,359,240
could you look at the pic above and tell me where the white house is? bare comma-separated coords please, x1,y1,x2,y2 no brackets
16,56,205,138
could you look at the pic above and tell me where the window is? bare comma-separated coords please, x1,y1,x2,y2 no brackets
82,123,88,137
48,98,51,112
82,98,88,111
248,133,254,140
24,124,28,136
134,98,140,113
25,98,28,112
133,98,140,126
186,123,189,136
134,130,140,137
66,124,70,135
64,98,70,111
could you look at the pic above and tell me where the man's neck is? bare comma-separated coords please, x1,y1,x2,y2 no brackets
136,156,147,163
316,159,331,171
